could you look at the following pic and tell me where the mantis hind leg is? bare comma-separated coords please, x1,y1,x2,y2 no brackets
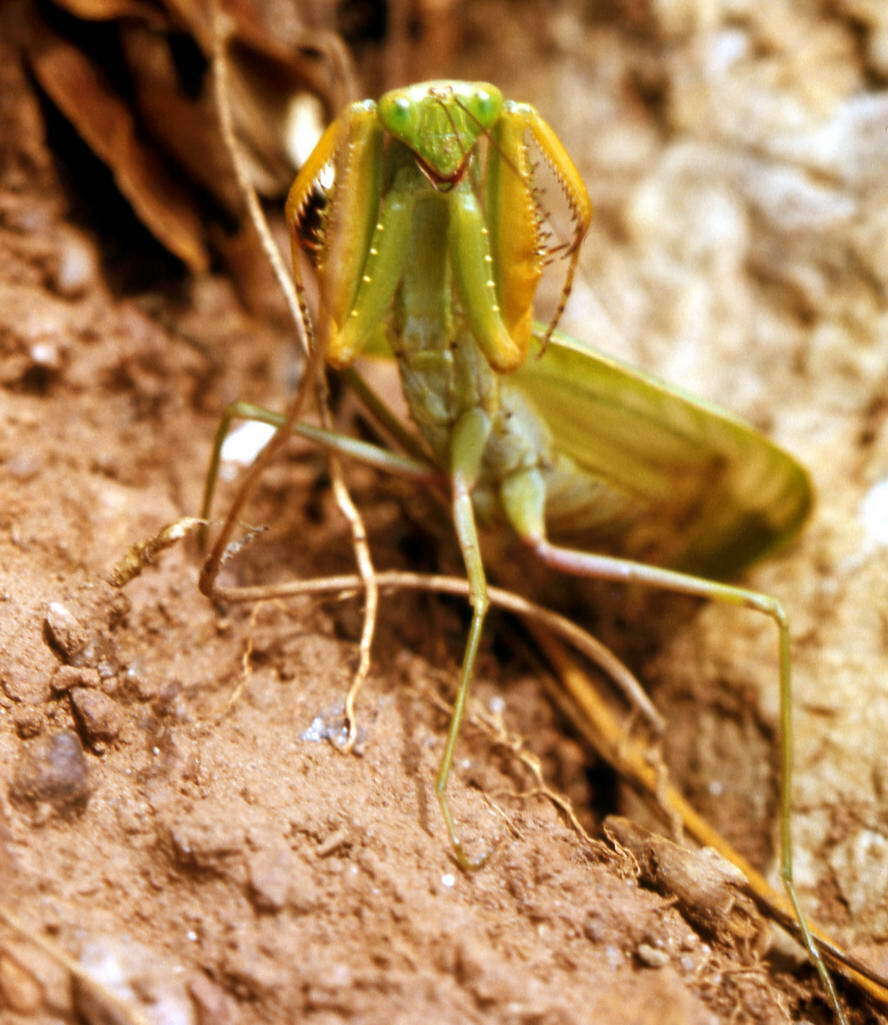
436,409,494,871
499,466,847,1025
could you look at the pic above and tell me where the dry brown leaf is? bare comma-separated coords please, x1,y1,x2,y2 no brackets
23,0,354,275
120,23,243,211
28,23,210,271
51,0,163,23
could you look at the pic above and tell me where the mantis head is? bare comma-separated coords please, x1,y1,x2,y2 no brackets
378,81,504,189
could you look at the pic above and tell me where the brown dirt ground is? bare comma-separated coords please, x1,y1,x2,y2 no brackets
1,5,887,1025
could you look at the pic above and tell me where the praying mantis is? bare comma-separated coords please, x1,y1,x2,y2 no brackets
199,79,847,1018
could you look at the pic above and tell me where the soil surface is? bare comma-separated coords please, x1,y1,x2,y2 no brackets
1,3,887,1024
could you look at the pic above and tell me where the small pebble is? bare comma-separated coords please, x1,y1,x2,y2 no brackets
51,664,100,694
122,662,160,702
29,341,62,372
9,730,91,813
247,843,294,913
583,912,606,942
637,942,670,967
11,706,42,738
52,228,97,297
44,603,88,663
70,688,122,745
169,816,243,873
315,828,350,858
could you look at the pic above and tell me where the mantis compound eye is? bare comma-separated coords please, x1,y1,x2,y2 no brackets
463,86,502,132
380,94,412,132
472,89,494,120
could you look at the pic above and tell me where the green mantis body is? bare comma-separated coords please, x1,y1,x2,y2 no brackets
202,80,844,1018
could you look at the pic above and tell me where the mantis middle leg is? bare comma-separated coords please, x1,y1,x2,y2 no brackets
499,465,845,1022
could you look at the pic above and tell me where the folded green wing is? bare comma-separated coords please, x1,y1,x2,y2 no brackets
511,330,812,578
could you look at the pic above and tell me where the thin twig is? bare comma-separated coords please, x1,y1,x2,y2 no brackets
211,6,312,356
326,458,379,750
203,566,663,732
207,2,380,734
